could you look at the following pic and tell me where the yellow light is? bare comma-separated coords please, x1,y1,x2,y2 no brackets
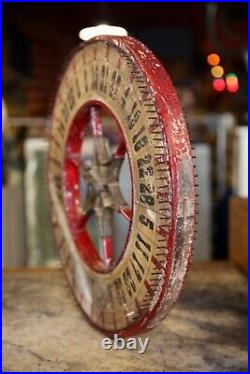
211,65,224,78
207,53,220,66
79,25,128,41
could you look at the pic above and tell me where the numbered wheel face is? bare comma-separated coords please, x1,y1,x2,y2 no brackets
48,36,196,337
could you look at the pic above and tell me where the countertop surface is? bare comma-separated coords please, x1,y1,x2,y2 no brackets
3,262,248,372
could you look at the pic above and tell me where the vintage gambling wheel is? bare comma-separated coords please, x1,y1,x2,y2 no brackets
48,35,196,337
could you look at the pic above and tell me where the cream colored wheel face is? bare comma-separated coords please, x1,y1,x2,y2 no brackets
48,38,195,334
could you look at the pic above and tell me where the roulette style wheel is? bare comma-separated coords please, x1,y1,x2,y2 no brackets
48,32,196,337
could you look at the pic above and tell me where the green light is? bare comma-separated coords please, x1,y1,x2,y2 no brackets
226,73,238,79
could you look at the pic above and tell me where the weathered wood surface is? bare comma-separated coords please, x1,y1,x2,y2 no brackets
3,262,247,372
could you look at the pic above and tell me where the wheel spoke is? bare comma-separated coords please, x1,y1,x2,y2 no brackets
90,106,103,136
76,210,93,230
65,152,80,168
114,140,126,159
110,157,123,180
95,197,113,266
90,105,111,166
102,236,113,267
80,166,94,182
95,136,111,166
79,167,96,213
119,206,132,221
108,183,128,208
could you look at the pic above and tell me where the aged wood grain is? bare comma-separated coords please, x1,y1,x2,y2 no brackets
3,262,247,372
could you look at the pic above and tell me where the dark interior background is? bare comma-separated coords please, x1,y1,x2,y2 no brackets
3,2,247,117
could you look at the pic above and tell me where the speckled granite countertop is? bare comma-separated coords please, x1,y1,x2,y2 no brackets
3,262,247,372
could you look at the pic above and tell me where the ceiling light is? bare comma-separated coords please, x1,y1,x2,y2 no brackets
79,25,128,41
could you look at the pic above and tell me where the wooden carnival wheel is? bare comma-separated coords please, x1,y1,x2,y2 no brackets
48,35,196,337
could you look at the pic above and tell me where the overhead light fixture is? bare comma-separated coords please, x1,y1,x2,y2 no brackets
79,25,128,41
